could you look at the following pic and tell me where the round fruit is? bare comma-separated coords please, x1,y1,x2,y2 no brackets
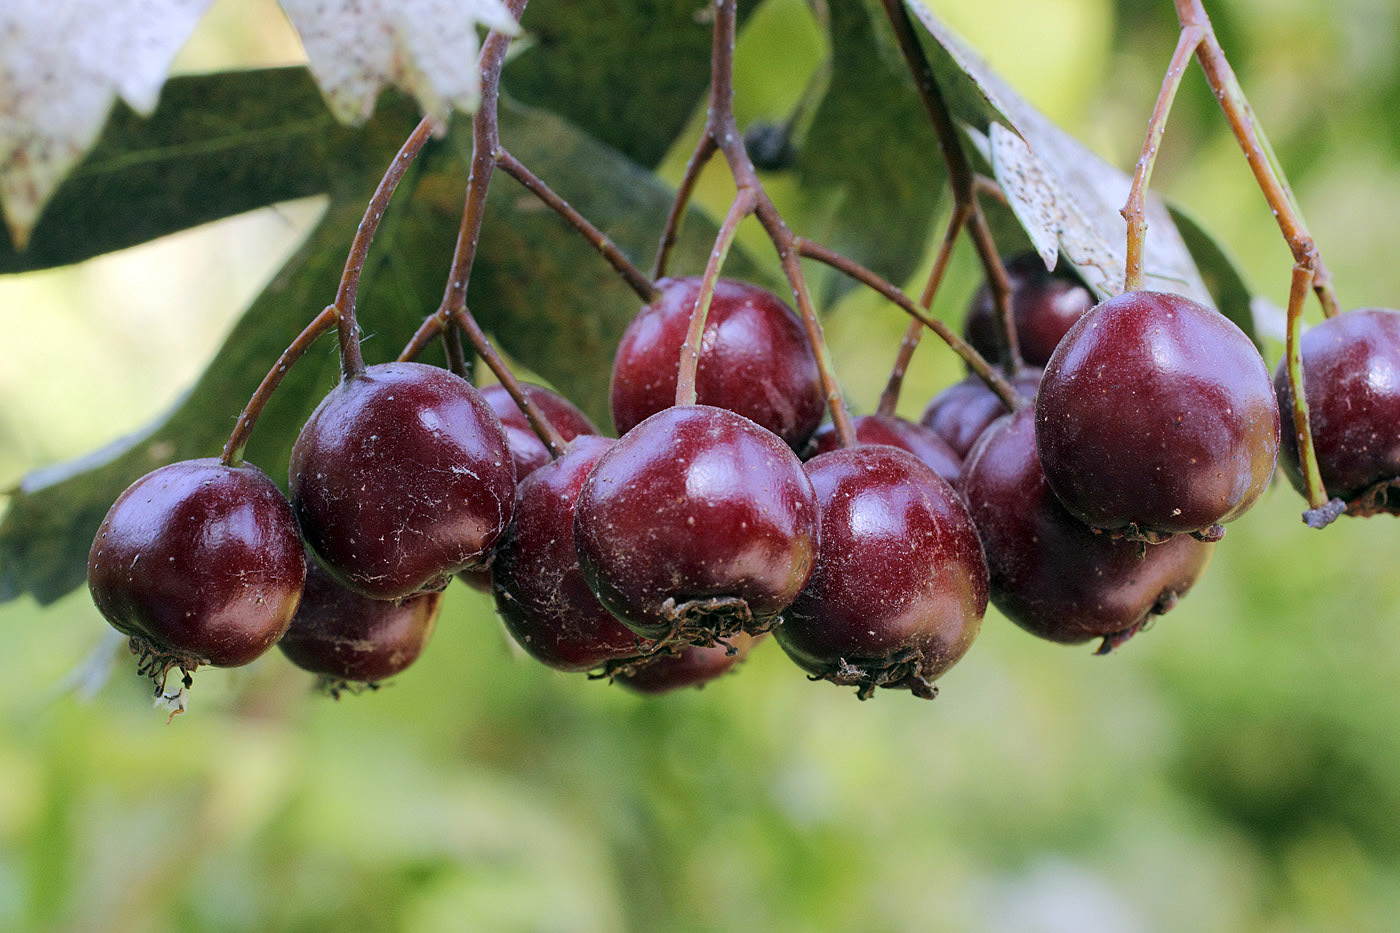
87,458,306,687
1274,308,1400,515
290,361,515,600
775,445,987,699
1035,290,1279,542
609,276,825,450
479,381,598,481
613,633,759,694
574,404,820,644
964,251,1094,368
805,413,961,484
492,435,649,672
961,408,1214,651
921,368,1043,460
279,558,441,688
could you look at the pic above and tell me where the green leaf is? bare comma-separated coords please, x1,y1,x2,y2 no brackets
0,83,757,606
0,68,359,273
794,0,945,303
1168,203,1261,349
502,0,752,168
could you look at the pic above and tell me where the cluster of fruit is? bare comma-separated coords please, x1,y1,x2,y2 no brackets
85,233,1400,713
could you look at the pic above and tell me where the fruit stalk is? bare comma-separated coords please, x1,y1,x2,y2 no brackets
1282,260,1345,526
652,129,719,281
675,187,757,406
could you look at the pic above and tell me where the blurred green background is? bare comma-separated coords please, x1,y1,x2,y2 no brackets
4,0,1400,929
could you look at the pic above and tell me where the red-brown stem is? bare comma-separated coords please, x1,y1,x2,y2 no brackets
1174,0,1339,317
653,132,720,281
496,147,660,303
876,201,971,418
442,323,470,380
1122,24,1203,292
450,307,567,455
878,0,1018,370
675,188,757,406
220,306,339,465
333,115,441,380
797,237,1024,413
397,315,443,363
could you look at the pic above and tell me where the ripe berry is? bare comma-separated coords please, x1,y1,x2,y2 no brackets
574,404,819,645
279,558,441,691
921,368,1043,460
775,445,987,699
960,408,1214,651
479,381,598,481
609,277,825,450
1274,308,1400,516
805,413,961,484
613,633,759,694
87,458,306,690
964,252,1095,368
492,435,649,672
290,362,515,600
1035,290,1279,542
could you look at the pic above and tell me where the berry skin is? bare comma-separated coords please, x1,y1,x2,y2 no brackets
805,413,961,485
964,252,1094,368
961,408,1214,651
573,404,820,645
279,558,441,688
609,277,825,450
1035,290,1279,542
775,445,987,699
479,381,598,481
613,633,759,694
492,435,649,672
290,362,515,600
1274,308,1400,516
921,369,1043,460
87,458,306,685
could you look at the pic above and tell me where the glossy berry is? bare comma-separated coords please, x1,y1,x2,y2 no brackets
279,559,441,688
961,409,1214,651
290,362,515,600
614,633,759,695
1274,308,1400,515
493,435,649,672
964,251,1095,368
921,368,1043,460
479,381,598,481
609,277,824,450
87,458,306,685
775,445,987,699
574,404,819,644
805,413,961,484
1036,290,1279,542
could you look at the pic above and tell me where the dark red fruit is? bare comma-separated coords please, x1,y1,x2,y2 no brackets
921,369,1043,460
961,408,1214,651
1036,290,1279,542
492,435,650,672
964,252,1095,368
609,277,824,450
479,381,598,481
775,445,987,699
279,558,441,688
613,633,759,694
1274,308,1400,516
805,413,961,484
574,404,819,644
290,362,515,600
87,458,306,687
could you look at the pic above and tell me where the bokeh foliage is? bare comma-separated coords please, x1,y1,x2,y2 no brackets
3,0,1400,930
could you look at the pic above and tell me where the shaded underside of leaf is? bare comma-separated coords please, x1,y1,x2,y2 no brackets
1168,202,1260,348
794,0,945,304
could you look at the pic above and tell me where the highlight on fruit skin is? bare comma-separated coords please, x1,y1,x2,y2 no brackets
960,408,1214,653
775,444,988,700
87,457,307,703
1035,289,1280,543
1274,307,1400,518
289,361,516,601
